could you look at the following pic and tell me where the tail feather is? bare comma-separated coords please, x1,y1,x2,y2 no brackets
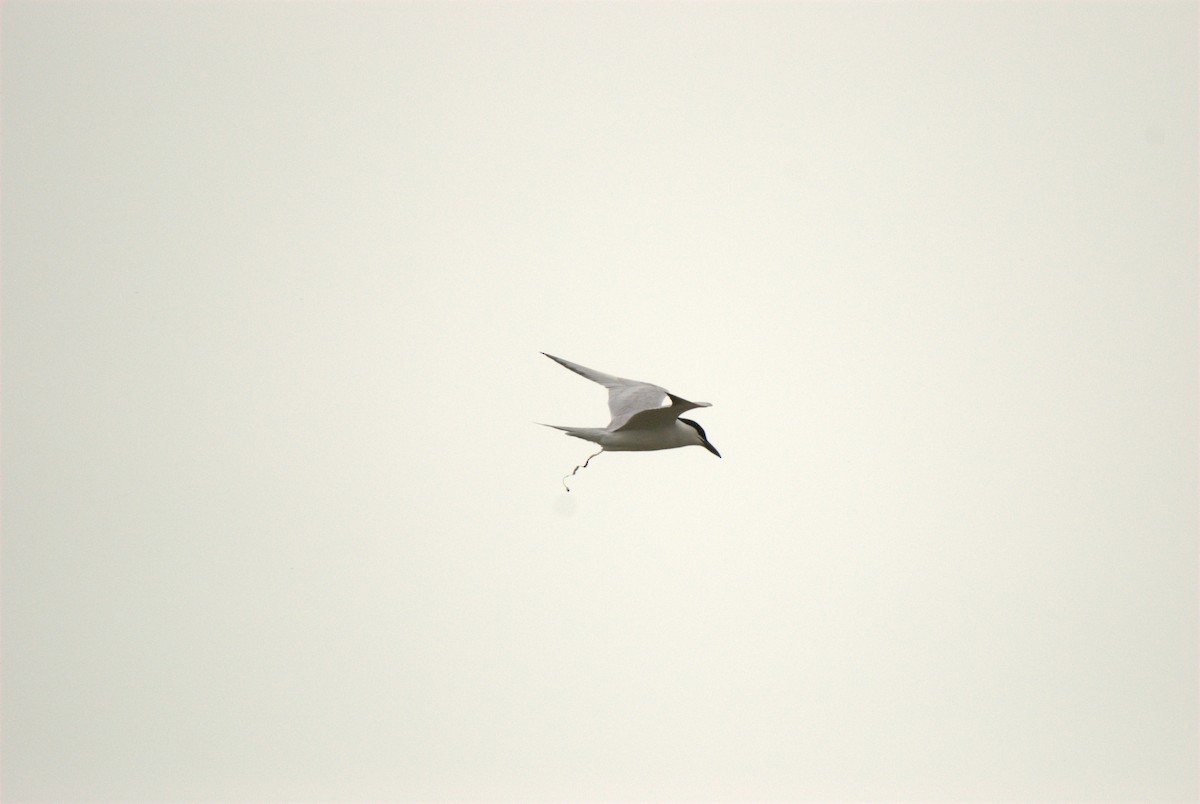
538,423,606,446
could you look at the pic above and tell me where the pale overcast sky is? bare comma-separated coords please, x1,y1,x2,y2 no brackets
2,1,1196,801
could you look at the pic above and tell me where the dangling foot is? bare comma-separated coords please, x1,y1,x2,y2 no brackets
562,448,603,492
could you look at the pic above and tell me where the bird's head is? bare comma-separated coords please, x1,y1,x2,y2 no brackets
680,418,721,458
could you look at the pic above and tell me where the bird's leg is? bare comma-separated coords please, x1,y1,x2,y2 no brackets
562,448,603,492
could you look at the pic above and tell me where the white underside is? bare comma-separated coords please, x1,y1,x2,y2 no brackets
549,421,697,452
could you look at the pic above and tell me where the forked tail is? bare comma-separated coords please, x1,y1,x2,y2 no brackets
538,423,607,445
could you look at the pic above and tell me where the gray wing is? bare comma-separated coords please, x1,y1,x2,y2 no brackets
616,393,711,431
542,353,672,429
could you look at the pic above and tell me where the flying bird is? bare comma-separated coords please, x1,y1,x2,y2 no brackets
540,353,720,489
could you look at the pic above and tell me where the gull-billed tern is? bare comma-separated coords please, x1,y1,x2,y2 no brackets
540,353,720,489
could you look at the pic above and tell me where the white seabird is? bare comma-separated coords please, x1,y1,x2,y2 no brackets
540,353,720,485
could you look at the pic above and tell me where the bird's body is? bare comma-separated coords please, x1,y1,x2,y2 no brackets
540,353,721,457
541,422,707,452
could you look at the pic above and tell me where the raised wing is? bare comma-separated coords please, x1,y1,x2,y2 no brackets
542,352,671,429
615,393,711,432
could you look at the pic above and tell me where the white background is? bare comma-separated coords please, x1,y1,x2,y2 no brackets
3,2,1196,800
